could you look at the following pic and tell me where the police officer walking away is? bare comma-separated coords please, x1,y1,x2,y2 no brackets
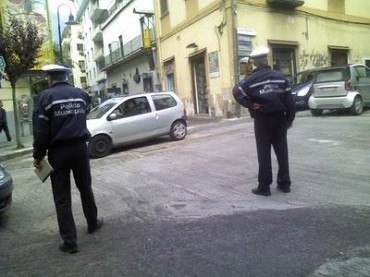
33,64,103,253
233,46,296,196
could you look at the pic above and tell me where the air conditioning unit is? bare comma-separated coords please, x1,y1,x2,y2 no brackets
267,0,304,8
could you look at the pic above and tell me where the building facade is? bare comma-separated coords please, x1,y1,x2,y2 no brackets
72,0,156,103
155,0,370,117
62,24,87,89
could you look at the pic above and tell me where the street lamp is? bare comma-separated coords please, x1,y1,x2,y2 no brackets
57,4,78,63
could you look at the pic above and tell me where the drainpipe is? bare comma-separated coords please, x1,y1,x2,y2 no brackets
231,0,240,117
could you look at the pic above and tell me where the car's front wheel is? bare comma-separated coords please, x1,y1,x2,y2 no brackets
349,96,363,115
310,109,323,116
169,120,187,140
88,135,112,158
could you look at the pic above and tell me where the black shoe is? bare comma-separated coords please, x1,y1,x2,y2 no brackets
277,186,291,193
251,188,271,196
87,218,104,234
59,242,78,254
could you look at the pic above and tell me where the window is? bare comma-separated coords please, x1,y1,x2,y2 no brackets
119,35,124,57
78,60,86,72
330,49,348,66
80,77,87,88
271,47,296,83
152,94,177,111
114,97,151,119
354,66,367,78
160,0,168,15
316,70,346,83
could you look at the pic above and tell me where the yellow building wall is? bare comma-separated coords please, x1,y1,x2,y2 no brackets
156,0,370,117
237,0,370,71
158,1,235,117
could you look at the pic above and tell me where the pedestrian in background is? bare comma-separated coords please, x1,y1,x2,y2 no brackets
0,100,12,141
33,64,103,254
233,46,296,196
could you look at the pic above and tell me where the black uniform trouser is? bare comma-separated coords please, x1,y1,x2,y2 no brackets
254,112,291,191
48,141,98,244
0,123,11,141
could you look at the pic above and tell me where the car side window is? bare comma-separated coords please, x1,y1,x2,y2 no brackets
134,97,151,114
354,66,366,79
152,94,177,111
112,97,151,119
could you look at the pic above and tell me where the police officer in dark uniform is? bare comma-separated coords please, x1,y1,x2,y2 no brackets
233,46,296,196
33,64,103,253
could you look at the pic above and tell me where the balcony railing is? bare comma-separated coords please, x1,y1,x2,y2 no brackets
103,35,142,68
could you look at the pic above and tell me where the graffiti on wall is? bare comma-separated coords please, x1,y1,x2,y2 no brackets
299,50,329,70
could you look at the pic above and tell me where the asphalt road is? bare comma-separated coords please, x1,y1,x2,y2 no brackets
1,109,370,277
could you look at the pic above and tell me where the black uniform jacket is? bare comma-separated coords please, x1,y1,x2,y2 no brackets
233,65,296,122
33,82,91,160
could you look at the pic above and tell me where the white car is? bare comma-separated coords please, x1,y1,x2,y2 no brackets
308,64,370,116
86,92,187,158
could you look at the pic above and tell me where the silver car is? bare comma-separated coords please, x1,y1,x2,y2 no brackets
0,164,13,213
308,64,370,116
86,92,187,158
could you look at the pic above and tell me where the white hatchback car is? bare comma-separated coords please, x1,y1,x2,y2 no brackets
86,92,187,158
308,64,370,116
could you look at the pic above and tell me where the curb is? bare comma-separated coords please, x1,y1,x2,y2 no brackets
0,147,33,162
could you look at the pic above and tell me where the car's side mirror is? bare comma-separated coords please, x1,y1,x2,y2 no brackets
108,113,118,121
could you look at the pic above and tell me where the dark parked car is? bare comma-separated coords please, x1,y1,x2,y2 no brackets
291,69,318,111
0,164,13,213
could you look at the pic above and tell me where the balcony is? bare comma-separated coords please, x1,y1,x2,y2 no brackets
93,47,104,61
90,2,109,24
92,25,103,42
266,0,304,8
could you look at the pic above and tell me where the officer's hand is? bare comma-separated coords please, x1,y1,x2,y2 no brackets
252,103,261,110
33,158,42,168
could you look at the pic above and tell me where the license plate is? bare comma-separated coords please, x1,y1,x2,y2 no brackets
321,87,336,92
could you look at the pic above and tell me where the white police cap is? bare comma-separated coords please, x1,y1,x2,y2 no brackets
41,64,69,73
250,46,270,58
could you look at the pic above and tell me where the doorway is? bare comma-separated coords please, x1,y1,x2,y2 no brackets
191,55,208,114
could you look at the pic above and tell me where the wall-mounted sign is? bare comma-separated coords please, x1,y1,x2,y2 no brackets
208,51,220,78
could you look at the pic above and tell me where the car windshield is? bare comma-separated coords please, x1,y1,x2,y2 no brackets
316,69,347,83
87,98,122,119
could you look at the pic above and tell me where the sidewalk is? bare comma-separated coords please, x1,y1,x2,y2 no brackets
0,135,34,162
0,116,237,162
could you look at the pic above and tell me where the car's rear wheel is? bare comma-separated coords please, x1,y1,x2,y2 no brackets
349,96,363,115
169,120,187,140
88,135,112,158
310,109,323,116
